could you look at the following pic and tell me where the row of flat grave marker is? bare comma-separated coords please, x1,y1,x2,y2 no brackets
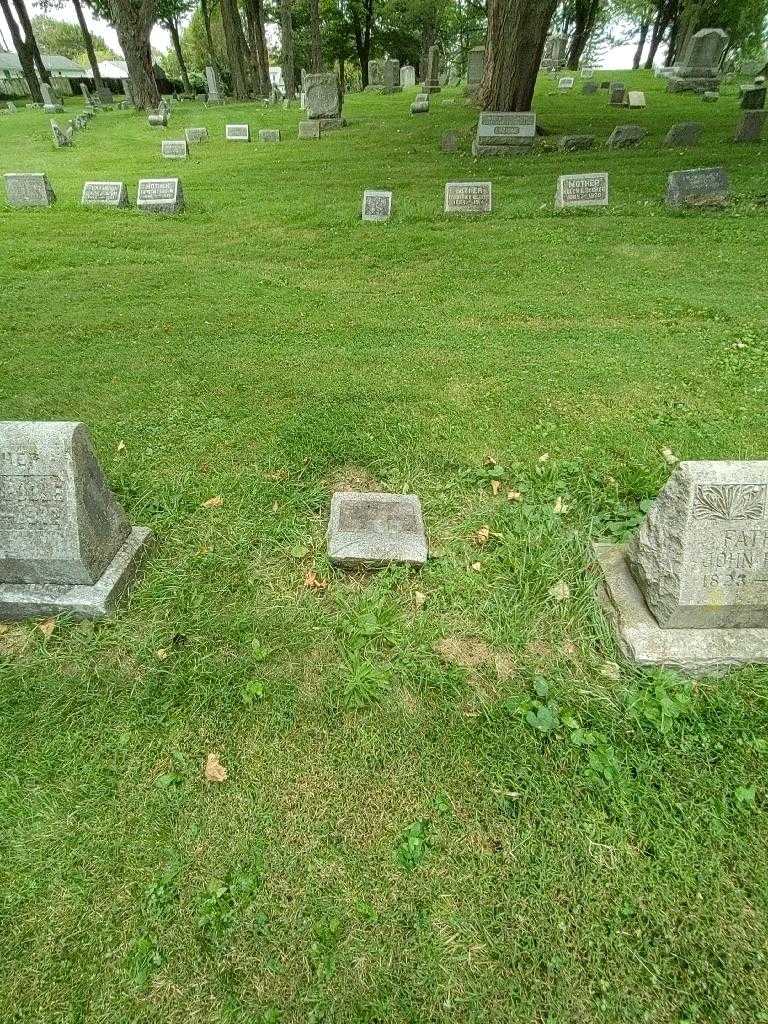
3,175,184,213
2,422,768,674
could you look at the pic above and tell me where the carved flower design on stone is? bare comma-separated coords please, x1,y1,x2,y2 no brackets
693,484,766,522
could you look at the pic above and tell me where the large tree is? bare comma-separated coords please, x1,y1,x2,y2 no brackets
157,0,195,90
219,0,251,95
243,0,271,95
564,0,603,68
0,0,43,100
480,0,557,111
309,0,322,69
88,0,159,106
348,0,373,83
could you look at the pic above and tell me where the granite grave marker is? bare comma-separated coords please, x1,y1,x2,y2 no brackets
327,492,427,567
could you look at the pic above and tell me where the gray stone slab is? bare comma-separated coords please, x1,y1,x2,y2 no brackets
82,181,129,207
225,123,250,141
424,45,441,93
606,124,647,148
361,189,392,221
148,113,168,127
410,97,429,114
555,172,608,209
441,131,458,152
740,84,766,109
50,121,73,147
582,81,598,94
259,129,281,142
4,173,55,208
136,178,184,213
609,82,626,105
664,121,703,146
627,90,646,107
400,65,416,88
185,127,209,143
595,542,768,675
327,492,427,567
665,166,728,208
305,72,341,118
477,110,535,140
558,76,574,90
559,134,595,151
161,139,188,158
734,109,767,142
298,119,320,139
702,91,719,101
444,181,491,213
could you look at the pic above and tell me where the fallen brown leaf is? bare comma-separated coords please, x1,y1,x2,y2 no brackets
116,440,126,453
155,648,169,662
471,561,482,572
490,480,501,496
204,752,227,783
201,495,224,509
553,496,571,514
548,581,570,602
38,618,56,639
475,526,491,546
304,570,328,591
600,661,621,682
507,490,523,503
414,591,427,609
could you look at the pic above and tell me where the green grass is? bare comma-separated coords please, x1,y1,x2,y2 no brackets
1,70,768,1023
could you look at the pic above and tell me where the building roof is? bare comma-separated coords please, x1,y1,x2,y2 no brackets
98,59,129,79
0,50,88,78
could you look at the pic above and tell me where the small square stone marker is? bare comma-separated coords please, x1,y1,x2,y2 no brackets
441,131,458,153
185,127,209,143
82,181,129,207
734,109,767,142
259,129,281,142
627,90,646,108
327,492,427,567
606,124,647,148
136,178,184,213
161,139,189,158
663,122,703,147
665,166,728,209
559,134,595,151
4,173,55,207
361,189,392,221
444,181,492,213
555,172,608,210
298,120,320,139
0,421,151,620
225,123,250,141
594,461,768,674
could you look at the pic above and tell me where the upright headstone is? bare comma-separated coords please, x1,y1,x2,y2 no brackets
304,72,343,127
466,46,485,95
666,27,729,93
441,131,459,153
383,58,401,93
665,166,728,208
472,111,535,156
80,83,92,105
606,124,647,148
122,79,135,107
148,112,168,127
555,172,608,210
734,109,767,142
400,65,416,88
410,93,429,114
424,45,441,93
558,76,575,91
185,127,209,144
41,83,63,113
361,189,393,222
50,121,73,147
444,181,492,214
259,128,281,142
161,139,189,158
664,121,704,146
609,82,626,105
740,84,767,109
225,123,250,141
136,178,184,213
4,173,55,208
541,34,565,71
298,119,321,139
367,59,386,90
582,81,598,94
6,101,18,113
594,461,768,673
82,181,129,207
0,421,151,620
327,492,427,567
205,65,224,104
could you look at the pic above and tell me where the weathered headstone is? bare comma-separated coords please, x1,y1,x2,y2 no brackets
606,124,647,148
441,131,459,153
383,58,401,93
122,79,135,107
558,76,574,91
185,127,209,144
444,181,492,214
80,83,92,105
4,173,55,208
582,81,598,95
361,189,393,222
627,90,646,108
327,492,427,567
466,46,485,95
702,91,719,102
205,65,224,104
50,121,73,147
555,172,608,210
161,139,189,158
472,110,535,156
410,93,429,114
0,421,152,620
666,27,728,93
298,119,321,139
259,128,281,142
665,166,728,208
609,81,626,105
734,109,767,142
367,59,386,90
81,181,129,207
41,83,63,113
594,460,768,673
400,65,416,88
136,178,184,213
148,112,168,127
304,72,343,124
559,134,595,151
664,121,703,146
225,123,250,141
424,45,441,93
740,84,767,109
541,33,565,71
581,67,594,78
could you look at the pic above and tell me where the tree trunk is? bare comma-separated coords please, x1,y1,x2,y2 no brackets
480,0,558,111
108,0,159,109
566,0,600,71
279,0,295,98
166,18,192,92
309,0,322,71
419,15,436,80
243,0,271,95
350,0,373,86
72,0,104,88
11,0,50,84
633,20,649,68
220,0,251,97
200,0,220,71
338,53,344,94
644,5,668,69
0,0,42,102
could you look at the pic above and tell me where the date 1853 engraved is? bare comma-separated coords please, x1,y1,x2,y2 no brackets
692,484,766,522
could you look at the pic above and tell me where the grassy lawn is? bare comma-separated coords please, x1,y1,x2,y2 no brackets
1,70,768,1023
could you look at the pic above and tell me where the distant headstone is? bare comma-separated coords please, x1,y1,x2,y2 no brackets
136,178,184,213
424,45,441,93
327,492,427,567
0,421,151,620
600,80,610,89
559,134,595,151
582,81,598,94
80,83,92,105
96,86,114,105
41,83,63,113
555,172,608,210
298,119,320,139
664,122,703,147
383,58,401,93
541,33,564,71
466,46,485,94
367,59,386,90
300,92,306,109
606,124,647,148
205,65,224,104
734,109,767,142
740,84,767,109
666,27,729,93
400,65,416,88
4,173,55,208
6,100,18,113
444,181,492,214
50,120,73,147
472,110,535,156
161,139,188,158
441,131,459,153
225,123,250,141
580,67,594,78
361,189,393,221
305,72,342,120
148,112,168,127
594,460,768,673
81,181,129,207
185,127,209,144
627,90,646,108
558,76,574,91
702,91,719,102
410,93,429,114
122,79,135,107
665,166,728,208
259,128,280,142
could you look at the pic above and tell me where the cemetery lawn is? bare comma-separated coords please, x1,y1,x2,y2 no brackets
3,71,768,1024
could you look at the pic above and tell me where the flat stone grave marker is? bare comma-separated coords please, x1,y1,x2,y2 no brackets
702,91,719,102
582,81,598,94
361,189,392,221
148,112,168,127
665,166,728,208
298,120,320,139
740,84,767,109
555,172,608,210
410,94,429,114
594,460,768,673
559,134,595,151
734,109,767,142
225,124,250,141
161,139,189,158
0,421,151,620
4,173,55,208
609,82,626,105
558,76,575,90
185,127,209,143
606,124,647,148
441,131,458,152
82,181,129,208
627,90,646,108
664,121,703,146
259,129,281,142
581,67,594,78
327,492,427,567
136,178,184,213
473,111,535,156
444,181,492,214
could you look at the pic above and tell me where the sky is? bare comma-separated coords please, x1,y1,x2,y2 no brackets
0,2,645,71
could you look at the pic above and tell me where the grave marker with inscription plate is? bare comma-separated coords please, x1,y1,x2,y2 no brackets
444,181,492,213
327,492,427,567
555,172,608,209
81,181,129,207
161,139,189,158
259,129,281,142
665,166,728,208
734,109,767,142
361,189,392,221
4,173,55,208
627,90,647,107
298,119,320,139
225,124,250,141
606,124,647,148
664,121,703,146
136,178,184,213
0,421,151,620
559,134,595,151
473,111,535,156
185,127,209,144
558,76,575,90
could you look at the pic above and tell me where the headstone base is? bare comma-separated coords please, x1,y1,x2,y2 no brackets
471,140,533,156
666,76,720,93
0,526,151,622
317,116,346,130
594,543,768,676
423,85,441,93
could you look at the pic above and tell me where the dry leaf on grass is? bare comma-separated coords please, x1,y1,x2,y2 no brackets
507,490,523,503
490,479,501,496
475,525,490,546
600,661,621,681
155,648,169,662
538,453,550,463
661,447,679,466
414,591,427,609
204,752,227,783
548,581,570,602
116,440,126,453
304,570,328,591
471,561,482,572
37,618,56,639
201,495,224,509
553,496,571,514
